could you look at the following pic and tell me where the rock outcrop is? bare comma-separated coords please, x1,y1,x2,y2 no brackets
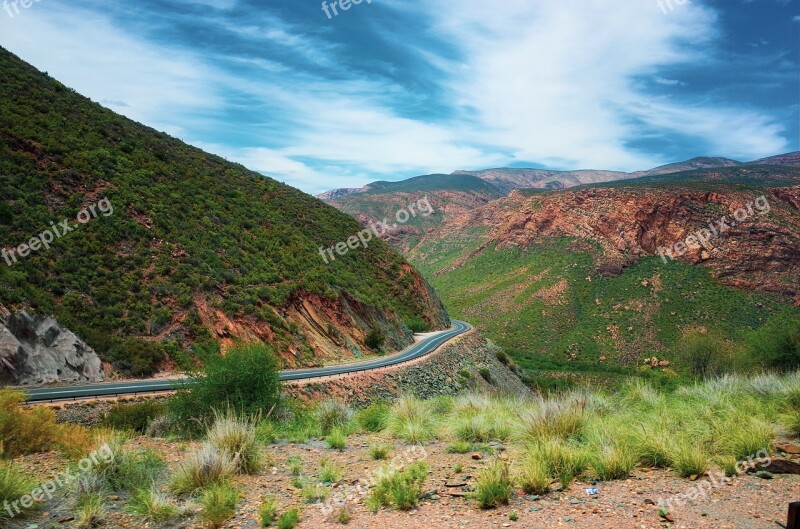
0,311,104,386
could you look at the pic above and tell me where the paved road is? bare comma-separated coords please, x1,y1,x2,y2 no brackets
23,320,471,403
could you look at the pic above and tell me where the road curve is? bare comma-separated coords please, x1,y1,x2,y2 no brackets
23,320,471,403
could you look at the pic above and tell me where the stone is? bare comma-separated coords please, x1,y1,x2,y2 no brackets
755,470,774,480
0,311,104,386
471,452,483,460
775,443,800,455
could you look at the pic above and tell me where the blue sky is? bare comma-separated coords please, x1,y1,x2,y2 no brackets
0,0,797,194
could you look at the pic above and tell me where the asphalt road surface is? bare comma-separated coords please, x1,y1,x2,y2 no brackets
23,320,471,403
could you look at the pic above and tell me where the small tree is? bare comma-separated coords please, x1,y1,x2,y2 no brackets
365,328,386,351
170,342,280,432
675,331,731,378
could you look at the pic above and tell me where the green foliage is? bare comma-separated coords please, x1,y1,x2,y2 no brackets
472,459,512,509
675,330,732,378
0,462,36,519
325,427,347,450
319,459,343,483
259,495,279,527
365,327,386,350
367,461,429,512
171,444,235,494
368,443,392,460
101,400,166,434
207,411,263,474
169,342,280,431
405,318,429,333
277,508,300,529
0,48,442,374
355,402,390,433
128,486,180,522
199,483,239,529
316,400,353,436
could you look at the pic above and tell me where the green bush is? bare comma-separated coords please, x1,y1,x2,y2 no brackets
316,400,353,436
472,459,512,509
356,402,390,433
365,328,386,350
0,462,36,519
406,318,429,333
259,495,279,527
200,483,239,529
367,461,429,512
169,343,280,432
277,508,300,529
101,401,166,434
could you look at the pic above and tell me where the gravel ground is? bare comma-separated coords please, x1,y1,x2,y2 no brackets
8,434,800,529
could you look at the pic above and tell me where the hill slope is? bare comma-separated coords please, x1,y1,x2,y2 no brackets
409,174,800,375
0,48,449,376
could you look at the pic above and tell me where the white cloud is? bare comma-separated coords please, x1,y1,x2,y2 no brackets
0,0,791,194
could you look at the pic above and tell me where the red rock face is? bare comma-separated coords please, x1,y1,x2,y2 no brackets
432,186,800,305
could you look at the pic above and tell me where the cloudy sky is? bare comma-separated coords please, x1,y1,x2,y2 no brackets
0,0,797,194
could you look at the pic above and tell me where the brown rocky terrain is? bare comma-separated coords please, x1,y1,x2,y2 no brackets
416,185,800,305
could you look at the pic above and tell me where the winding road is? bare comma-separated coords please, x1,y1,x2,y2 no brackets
23,320,471,403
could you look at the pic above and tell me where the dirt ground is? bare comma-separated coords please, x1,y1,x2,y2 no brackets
9,434,800,529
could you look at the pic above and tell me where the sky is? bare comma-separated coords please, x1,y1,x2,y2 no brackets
0,0,798,195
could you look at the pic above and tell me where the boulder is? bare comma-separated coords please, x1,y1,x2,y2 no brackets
0,311,104,386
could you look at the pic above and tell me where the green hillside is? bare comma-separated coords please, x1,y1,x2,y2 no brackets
0,48,446,375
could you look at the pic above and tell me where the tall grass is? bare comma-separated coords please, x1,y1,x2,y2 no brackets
207,411,263,474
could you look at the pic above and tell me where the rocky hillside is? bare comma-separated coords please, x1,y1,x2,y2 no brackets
322,156,798,253
409,174,800,372
0,47,449,378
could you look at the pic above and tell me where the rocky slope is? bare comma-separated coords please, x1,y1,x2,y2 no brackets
0,310,104,386
322,156,799,253
0,47,449,378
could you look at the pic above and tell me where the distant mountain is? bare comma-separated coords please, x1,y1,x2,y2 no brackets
409,172,800,371
321,154,800,252
0,47,449,377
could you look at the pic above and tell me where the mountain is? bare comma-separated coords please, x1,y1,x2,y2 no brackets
320,155,797,253
0,47,449,377
327,161,800,379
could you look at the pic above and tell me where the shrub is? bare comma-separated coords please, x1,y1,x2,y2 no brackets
589,441,638,481
515,453,551,495
325,428,347,450
388,396,437,443
106,448,166,493
74,492,105,529
668,438,709,478
200,483,239,529
255,421,277,444
259,495,279,527
334,507,352,524
368,443,392,460
518,397,586,442
277,508,300,529
675,331,732,378
128,486,180,522
171,444,236,494
479,368,493,383
286,456,303,476
0,461,36,519
473,459,512,509
169,343,280,432
406,318,428,333
447,441,473,454
320,459,343,483
207,411,263,474
365,328,385,350
534,438,587,489
496,351,511,365
101,400,166,434
367,461,428,512
301,483,329,503
0,388,89,457
316,400,353,436
146,415,176,438
356,403,390,433
509,511,519,522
